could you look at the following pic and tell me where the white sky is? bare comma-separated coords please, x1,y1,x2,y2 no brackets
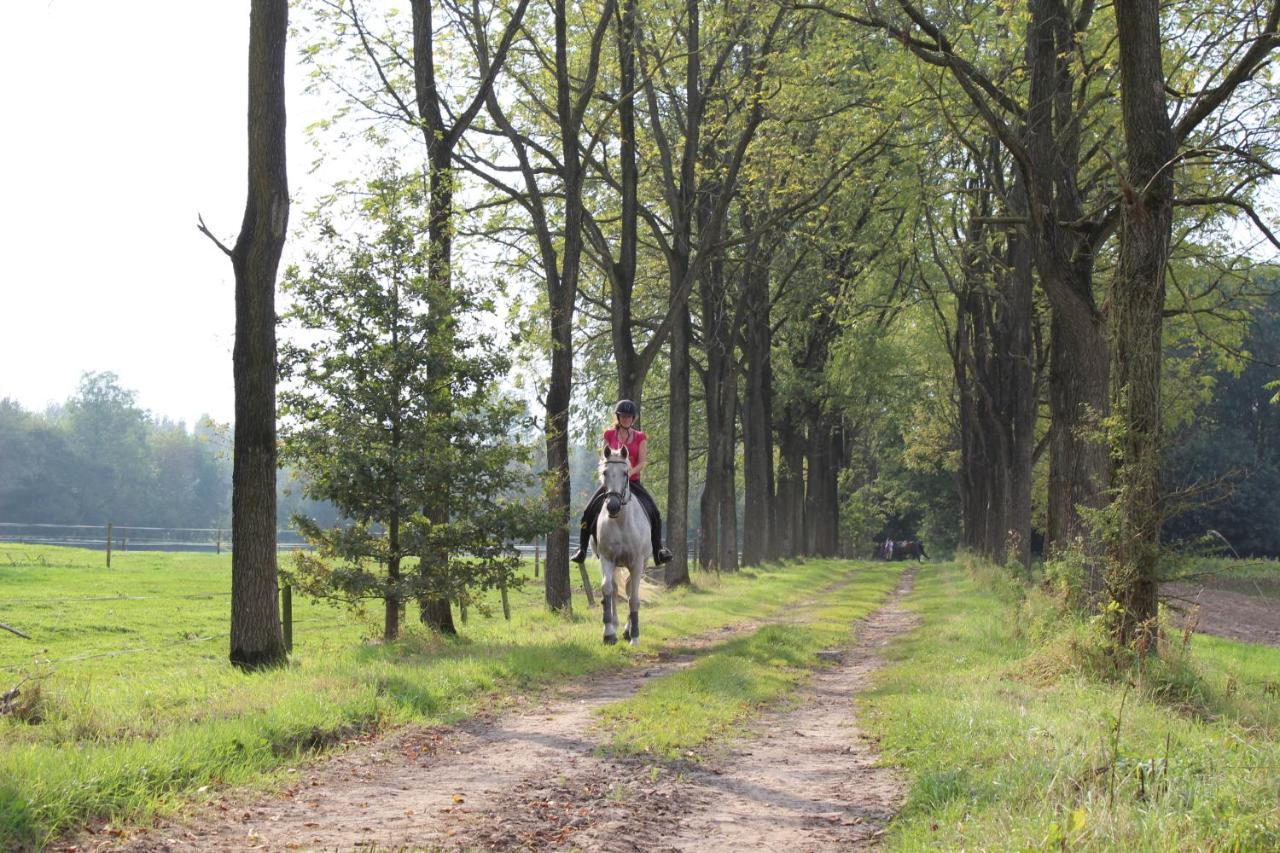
1,1,326,428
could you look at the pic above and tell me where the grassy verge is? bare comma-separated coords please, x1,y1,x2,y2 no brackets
864,562,1280,850
0,544,878,849
598,560,902,759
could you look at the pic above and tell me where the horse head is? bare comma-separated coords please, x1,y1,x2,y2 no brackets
601,445,631,519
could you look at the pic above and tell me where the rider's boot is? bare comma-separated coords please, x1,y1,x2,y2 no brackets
654,545,673,565
571,546,587,564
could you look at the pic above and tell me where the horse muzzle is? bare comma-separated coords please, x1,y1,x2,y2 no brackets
606,496,622,517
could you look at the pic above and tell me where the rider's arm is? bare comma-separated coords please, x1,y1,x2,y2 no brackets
633,436,647,478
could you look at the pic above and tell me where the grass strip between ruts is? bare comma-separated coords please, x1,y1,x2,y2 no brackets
0,544,883,849
862,562,1280,851
597,560,903,760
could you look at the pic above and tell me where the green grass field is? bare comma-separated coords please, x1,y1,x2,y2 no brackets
864,562,1280,850
0,543,897,849
5,545,1278,850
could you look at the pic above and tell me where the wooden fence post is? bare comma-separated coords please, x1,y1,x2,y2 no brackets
216,528,222,555
106,522,113,568
282,584,293,652
534,538,541,578
459,596,468,624
577,562,596,607
500,579,511,621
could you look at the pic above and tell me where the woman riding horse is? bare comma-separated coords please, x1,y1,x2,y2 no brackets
571,399,674,566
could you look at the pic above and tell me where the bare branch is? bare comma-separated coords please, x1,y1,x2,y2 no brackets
197,214,234,258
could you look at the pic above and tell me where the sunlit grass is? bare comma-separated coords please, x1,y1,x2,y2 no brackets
0,543,881,849
864,563,1280,850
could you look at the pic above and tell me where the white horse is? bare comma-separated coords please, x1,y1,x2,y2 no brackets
595,445,651,645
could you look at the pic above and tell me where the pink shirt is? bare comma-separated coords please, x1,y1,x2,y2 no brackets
604,427,645,481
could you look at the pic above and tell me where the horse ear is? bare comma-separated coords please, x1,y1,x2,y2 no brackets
619,446,628,460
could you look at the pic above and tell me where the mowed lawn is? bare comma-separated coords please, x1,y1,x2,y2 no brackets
0,543,902,849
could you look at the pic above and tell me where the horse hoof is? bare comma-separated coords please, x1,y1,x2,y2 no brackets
622,628,631,641
604,634,617,646
629,637,639,647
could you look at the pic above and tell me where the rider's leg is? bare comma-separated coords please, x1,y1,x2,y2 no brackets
571,486,608,563
631,481,673,564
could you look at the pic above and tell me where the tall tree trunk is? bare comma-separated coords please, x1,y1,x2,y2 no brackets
1107,0,1175,644
1045,306,1109,566
1025,0,1109,575
417,145,459,634
701,352,738,571
804,414,839,556
544,0,587,610
741,232,774,566
775,403,806,558
1003,185,1036,570
662,0,699,588
413,0,460,633
411,0,529,631
666,299,692,585
611,0,644,406
698,167,738,572
386,530,401,642
227,0,289,670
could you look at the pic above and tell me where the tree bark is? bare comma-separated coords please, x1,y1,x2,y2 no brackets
804,414,839,556
775,402,806,558
1024,0,1109,571
228,0,289,670
666,290,693,586
1106,0,1175,644
741,228,774,566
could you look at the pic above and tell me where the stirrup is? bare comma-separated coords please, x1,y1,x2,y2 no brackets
570,547,588,564
655,546,673,565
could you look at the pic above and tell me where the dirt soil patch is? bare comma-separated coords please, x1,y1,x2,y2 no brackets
74,571,918,852
1163,582,1280,647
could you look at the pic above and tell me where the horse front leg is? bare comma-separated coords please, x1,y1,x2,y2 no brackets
601,561,618,645
625,562,642,646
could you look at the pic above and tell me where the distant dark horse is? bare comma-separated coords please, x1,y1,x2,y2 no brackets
895,540,928,561
878,539,928,561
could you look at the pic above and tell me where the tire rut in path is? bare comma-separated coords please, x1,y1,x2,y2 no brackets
94,570,918,852
464,568,920,852
646,568,919,851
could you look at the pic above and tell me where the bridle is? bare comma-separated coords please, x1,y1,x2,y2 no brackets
603,458,632,507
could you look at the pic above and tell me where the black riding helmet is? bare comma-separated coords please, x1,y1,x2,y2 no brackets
615,399,638,417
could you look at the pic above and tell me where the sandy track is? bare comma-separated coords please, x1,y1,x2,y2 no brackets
83,572,918,852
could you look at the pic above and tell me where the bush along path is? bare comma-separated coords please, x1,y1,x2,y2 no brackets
78,563,914,851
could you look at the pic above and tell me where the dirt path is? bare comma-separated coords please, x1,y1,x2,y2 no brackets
633,569,918,851
86,571,918,852
1163,582,1280,647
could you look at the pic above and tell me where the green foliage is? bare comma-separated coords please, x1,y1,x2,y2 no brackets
1163,283,1280,557
279,170,549,620
0,377,232,528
